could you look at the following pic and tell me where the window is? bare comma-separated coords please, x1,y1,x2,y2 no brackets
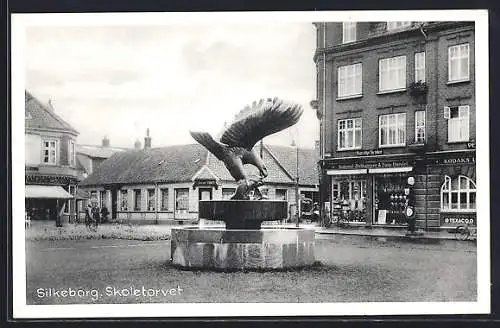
448,43,469,82
387,21,411,30
415,110,426,143
441,175,476,211
160,188,169,210
414,52,426,82
120,190,128,211
175,188,189,212
42,139,57,164
446,105,470,142
133,189,141,211
100,190,106,209
64,186,75,214
147,189,156,211
379,56,406,92
342,22,356,43
338,63,362,98
90,191,97,203
68,140,76,167
379,113,406,147
275,189,287,201
222,188,235,200
338,118,362,150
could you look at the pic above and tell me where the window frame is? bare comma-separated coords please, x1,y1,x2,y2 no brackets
415,110,426,144
99,190,106,209
133,189,142,211
147,188,156,211
448,43,470,83
64,185,75,214
414,52,426,83
275,189,288,201
440,175,477,212
379,113,407,148
342,22,357,44
447,105,470,143
222,188,236,200
175,188,189,212
160,188,169,211
120,189,128,211
338,118,362,150
378,55,407,92
337,63,362,99
42,138,58,165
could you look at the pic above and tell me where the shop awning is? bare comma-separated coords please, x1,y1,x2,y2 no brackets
327,169,368,175
368,167,413,174
25,185,73,199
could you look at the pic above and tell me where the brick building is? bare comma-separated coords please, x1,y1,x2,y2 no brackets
312,21,476,230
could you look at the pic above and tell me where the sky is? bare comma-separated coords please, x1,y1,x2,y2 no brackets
25,22,319,149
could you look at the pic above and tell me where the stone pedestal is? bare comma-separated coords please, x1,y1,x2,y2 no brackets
171,227,315,270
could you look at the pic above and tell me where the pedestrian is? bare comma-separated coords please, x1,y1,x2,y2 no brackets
85,203,93,227
100,204,109,223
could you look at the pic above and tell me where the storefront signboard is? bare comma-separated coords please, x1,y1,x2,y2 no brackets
440,212,476,226
193,179,218,189
331,160,411,170
355,149,383,156
431,155,475,166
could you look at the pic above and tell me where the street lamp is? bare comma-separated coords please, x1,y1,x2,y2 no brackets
291,140,299,227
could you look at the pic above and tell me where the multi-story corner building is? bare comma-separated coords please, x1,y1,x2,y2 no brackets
312,21,476,231
25,90,78,224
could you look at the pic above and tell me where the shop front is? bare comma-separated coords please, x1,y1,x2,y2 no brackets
325,155,416,227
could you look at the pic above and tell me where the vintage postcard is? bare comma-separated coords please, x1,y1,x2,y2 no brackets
11,10,490,318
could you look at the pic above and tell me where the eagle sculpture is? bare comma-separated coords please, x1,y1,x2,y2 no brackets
190,98,303,200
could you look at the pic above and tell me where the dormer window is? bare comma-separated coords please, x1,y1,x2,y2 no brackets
42,139,57,164
387,21,412,30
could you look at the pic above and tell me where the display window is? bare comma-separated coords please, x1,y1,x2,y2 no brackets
331,177,367,223
374,175,408,225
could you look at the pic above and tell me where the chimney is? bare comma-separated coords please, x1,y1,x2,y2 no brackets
102,136,110,147
134,139,141,149
47,99,54,111
144,128,152,149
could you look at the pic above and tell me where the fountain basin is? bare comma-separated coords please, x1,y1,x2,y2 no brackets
171,227,315,270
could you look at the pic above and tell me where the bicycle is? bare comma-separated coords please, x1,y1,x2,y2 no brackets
85,217,99,232
454,224,476,241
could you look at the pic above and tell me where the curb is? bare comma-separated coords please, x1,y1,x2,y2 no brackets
314,229,473,243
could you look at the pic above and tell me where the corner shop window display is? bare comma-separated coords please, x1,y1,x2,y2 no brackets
332,178,367,222
374,175,408,225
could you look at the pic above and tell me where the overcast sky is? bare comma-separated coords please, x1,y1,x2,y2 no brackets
25,22,319,149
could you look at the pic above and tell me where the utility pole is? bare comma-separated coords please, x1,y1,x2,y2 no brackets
295,142,299,227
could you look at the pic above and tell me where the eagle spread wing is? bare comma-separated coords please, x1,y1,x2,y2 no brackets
189,131,227,161
219,98,303,150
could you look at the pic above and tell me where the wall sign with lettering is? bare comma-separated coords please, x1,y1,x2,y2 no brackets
330,160,411,170
433,156,475,166
440,212,476,227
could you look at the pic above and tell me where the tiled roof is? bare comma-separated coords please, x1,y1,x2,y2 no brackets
25,90,78,134
80,143,318,187
265,145,320,186
76,144,128,159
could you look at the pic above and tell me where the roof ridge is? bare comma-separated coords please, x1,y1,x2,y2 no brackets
263,144,296,181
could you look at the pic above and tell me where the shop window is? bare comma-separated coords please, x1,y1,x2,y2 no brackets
175,188,189,212
342,22,356,43
332,179,366,223
276,189,288,201
379,55,406,92
160,188,169,210
415,110,426,143
222,188,235,200
374,175,408,225
445,105,469,142
414,52,426,82
120,190,128,211
64,186,75,214
448,43,469,82
338,118,362,150
42,139,57,164
387,21,411,30
441,175,476,211
338,63,362,98
147,189,156,211
379,113,406,147
133,189,141,211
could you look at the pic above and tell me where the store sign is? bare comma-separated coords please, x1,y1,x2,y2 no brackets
440,213,476,226
355,149,383,156
467,142,476,149
193,179,218,189
433,156,475,166
332,160,410,170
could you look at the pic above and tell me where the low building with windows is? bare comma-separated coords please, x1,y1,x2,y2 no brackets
312,21,476,231
25,90,78,224
79,140,319,225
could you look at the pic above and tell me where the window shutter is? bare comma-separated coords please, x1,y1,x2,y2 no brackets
444,106,451,119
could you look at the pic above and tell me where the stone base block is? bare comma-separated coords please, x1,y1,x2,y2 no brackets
171,227,315,270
